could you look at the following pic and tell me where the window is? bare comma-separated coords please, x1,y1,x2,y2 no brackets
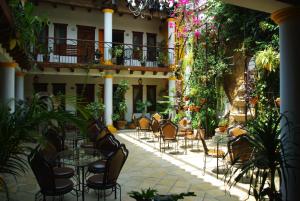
132,32,143,60
147,85,156,112
38,26,49,53
54,23,67,55
133,85,143,113
76,84,95,105
147,33,157,61
33,83,48,94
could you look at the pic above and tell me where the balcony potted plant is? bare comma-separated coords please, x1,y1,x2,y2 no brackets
139,54,147,66
112,45,124,65
157,52,167,67
113,80,129,129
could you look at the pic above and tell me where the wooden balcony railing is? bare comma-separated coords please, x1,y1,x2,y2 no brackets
35,37,174,68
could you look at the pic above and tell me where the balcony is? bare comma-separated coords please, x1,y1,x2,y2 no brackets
35,38,174,70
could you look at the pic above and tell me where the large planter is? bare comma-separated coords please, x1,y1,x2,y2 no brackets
117,120,127,130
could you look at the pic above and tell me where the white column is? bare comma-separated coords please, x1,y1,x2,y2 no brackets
167,18,176,65
104,74,113,126
168,75,176,119
271,7,300,201
0,62,16,112
15,71,25,101
103,8,114,65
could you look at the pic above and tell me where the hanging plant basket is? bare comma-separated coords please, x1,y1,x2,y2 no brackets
249,96,258,106
184,96,190,101
199,98,207,105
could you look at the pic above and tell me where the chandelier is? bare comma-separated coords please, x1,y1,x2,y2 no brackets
127,0,176,17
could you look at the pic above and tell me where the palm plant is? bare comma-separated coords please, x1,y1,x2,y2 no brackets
0,95,87,200
226,108,293,201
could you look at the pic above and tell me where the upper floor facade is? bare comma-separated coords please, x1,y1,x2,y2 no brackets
33,0,176,74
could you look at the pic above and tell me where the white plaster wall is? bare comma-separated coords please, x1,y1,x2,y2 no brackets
34,3,165,45
24,74,168,122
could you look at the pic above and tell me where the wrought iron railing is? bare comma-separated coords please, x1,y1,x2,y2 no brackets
35,37,174,68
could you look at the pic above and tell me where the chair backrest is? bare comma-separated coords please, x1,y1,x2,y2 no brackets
151,118,160,133
104,144,129,185
160,121,178,140
138,117,151,130
40,142,58,166
198,128,209,154
179,118,188,127
28,147,55,193
152,113,162,122
95,133,121,157
87,123,100,142
45,128,64,152
227,135,252,164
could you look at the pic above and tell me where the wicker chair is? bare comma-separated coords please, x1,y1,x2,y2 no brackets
152,113,162,122
199,129,226,177
28,147,77,201
227,135,252,166
86,144,129,201
138,117,151,140
160,120,179,153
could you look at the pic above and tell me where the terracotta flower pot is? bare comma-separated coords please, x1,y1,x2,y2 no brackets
218,126,227,132
183,105,189,111
117,120,127,130
194,106,201,112
200,98,207,105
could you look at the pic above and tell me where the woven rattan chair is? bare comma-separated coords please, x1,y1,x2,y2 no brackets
227,135,252,166
138,117,151,140
160,120,179,153
199,129,226,177
80,122,100,149
86,144,129,201
152,113,162,122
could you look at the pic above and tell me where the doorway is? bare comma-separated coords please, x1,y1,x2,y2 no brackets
113,30,125,65
77,25,95,63
133,85,143,113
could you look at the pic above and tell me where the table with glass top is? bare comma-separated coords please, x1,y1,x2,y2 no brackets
57,148,105,201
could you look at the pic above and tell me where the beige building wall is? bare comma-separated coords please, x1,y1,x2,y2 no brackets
24,74,168,122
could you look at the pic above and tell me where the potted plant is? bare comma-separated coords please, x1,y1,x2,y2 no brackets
136,100,152,116
128,188,158,201
139,54,147,66
112,45,124,65
157,52,167,67
226,108,292,201
113,80,129,129
128,188,196,201
218,118,228,132
85,101,105,121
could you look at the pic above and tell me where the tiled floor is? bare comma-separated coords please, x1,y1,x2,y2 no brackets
2,130,254,201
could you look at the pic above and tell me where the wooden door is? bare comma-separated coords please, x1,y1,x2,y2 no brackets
133,85,143,113
77,25,95,63
147,85,156,112
98,29,104,63
147,33,157,61
76,84,95,106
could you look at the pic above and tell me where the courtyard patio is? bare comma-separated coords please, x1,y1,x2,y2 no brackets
2,129,254,201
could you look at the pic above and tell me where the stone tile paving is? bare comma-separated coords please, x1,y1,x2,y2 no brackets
1,130,254,201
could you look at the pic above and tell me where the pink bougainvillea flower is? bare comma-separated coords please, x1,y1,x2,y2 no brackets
194,29,200,39
193,16,201,25
179,0,189,5
169,22,175,28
